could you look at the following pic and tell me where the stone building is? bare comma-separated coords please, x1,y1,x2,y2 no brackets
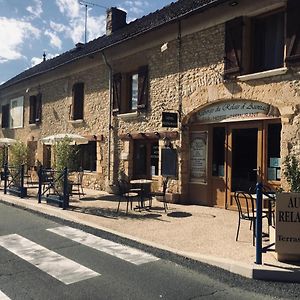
0,0,300,208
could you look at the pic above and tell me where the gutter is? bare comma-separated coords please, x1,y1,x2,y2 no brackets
101,51,113,183
0,0,230,90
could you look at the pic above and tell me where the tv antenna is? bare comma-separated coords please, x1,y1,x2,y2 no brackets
79,1,107,44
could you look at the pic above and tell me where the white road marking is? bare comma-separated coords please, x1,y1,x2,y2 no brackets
0,234,99,285
0,290,11,300
47,226,159,265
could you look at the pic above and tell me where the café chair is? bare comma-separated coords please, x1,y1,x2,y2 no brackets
69,169,84,199
116,180,140,214
150,177,169,212
234,191,268,246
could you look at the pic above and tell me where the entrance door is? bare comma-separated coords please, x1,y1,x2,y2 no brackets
227,123,263,207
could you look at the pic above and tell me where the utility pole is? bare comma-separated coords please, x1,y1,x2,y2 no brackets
79,1,107,44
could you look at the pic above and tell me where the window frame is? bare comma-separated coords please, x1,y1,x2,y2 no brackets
29,93,42,124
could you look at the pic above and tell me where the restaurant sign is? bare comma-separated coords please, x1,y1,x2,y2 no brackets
276,192,300,260
196,101,277,123
162,112,178,128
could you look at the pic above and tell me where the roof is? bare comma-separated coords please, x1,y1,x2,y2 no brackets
0,0,229,90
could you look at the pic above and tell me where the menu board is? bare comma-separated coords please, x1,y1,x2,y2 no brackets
190,132,208,183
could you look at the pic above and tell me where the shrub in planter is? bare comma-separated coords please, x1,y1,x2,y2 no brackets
283,154,300,192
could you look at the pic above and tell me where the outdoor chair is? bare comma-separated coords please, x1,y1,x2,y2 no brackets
234,191,268,246
69,169,84,199
150,177,169,212
116,179,140,214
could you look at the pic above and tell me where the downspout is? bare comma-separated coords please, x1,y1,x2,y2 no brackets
101,51,113,183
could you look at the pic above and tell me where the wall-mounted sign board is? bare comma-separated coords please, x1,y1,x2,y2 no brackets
162,112,178,128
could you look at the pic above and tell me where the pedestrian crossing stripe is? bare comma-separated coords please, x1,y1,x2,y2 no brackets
0,290,11,300
47,226,159,265
0,234,99,285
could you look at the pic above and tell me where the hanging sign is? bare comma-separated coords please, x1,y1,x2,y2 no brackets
196,101,278,123
162,112,178,128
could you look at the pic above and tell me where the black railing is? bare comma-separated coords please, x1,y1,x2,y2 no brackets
3,164,27,198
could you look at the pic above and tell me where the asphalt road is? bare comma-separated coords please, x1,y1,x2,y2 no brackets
0,203,299,300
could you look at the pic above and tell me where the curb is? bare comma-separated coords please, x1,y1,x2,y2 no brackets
0,196,299,283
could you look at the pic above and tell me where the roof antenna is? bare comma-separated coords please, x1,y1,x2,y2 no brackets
79,1,107,44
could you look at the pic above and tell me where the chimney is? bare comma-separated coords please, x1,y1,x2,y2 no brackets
106,7,127,35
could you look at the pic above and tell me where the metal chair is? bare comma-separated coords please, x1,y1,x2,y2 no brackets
69,169,84,199
234,191,268,246
151,177,169,212
116,179,140,214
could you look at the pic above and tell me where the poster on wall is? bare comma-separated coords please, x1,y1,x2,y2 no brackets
190,132,208,183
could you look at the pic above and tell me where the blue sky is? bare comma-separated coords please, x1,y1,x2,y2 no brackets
0,0,174,85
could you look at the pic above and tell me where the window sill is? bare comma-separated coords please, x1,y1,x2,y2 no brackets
29,123,39,128
118,111,138,119
69,119,84,124
237,67,288,81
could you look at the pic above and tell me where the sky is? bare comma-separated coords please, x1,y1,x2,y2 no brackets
0,0,174,85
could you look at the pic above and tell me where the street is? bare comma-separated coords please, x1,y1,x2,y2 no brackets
0,203,299,300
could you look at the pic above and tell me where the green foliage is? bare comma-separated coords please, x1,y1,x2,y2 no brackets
9,141,28,167
53,137,78,172
284,154,300,192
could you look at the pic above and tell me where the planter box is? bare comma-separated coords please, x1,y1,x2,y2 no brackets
275,192,300,262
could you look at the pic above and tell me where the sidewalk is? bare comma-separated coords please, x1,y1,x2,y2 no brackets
0,188,299,283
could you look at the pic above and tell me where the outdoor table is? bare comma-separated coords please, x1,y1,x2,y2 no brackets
130,179,153,210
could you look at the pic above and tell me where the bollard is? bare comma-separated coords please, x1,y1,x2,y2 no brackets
63,167,69,209
20,164,25,198
255,182,263,265
38,167,43,204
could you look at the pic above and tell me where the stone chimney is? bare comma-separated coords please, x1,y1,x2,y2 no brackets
106,7,127,35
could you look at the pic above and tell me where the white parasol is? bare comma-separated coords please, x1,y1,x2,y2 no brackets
0,138,17,146
40,133,89,145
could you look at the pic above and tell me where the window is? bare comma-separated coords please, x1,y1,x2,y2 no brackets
76,141,96,171
71,82,84,120
133,139,158,178
212,127,225,177
1,104,9,129
224,1,300,78
29,93,42,124
10,96,24,128
113,65,148,114
267,123,281,181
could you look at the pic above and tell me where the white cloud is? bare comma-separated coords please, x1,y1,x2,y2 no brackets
124,1,149,14
26,0,43,19
0,17,40,63
45,30,62,49
31,52,59,67
55,0,80,19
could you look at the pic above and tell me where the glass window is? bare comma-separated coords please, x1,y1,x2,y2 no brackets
131,73,138,111
10,96,24,128
72,82,84,120
150,142,159,176
267,123,281,181
252,11,284,72
212,127,225,177
76,141,96,171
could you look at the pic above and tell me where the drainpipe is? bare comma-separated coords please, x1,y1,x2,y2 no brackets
101,51,113,183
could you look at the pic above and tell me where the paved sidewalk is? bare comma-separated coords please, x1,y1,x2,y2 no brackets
0,188,299,283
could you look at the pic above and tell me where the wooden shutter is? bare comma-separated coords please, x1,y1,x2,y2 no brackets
224,17,243,79
72,83,84,120
1,104,9,128
286,0,300,64
36,93,42,123
112,73,121,115
29,96,36,124
137,65,148,110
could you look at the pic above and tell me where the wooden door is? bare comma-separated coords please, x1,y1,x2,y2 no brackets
226,122,263,208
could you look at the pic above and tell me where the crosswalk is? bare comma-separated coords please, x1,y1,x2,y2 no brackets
0,226,159,287
47,226,159,265
0,290,11,300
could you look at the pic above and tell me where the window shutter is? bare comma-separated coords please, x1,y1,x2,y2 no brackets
286,0,300,64
113,73,121,115
1,104,9,128
29,96,36,124
36,93,42,123
224,17,243,79
137,65,148,110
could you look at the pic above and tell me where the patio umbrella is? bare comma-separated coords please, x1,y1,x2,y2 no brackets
40,133,89,145
0,138,17,146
